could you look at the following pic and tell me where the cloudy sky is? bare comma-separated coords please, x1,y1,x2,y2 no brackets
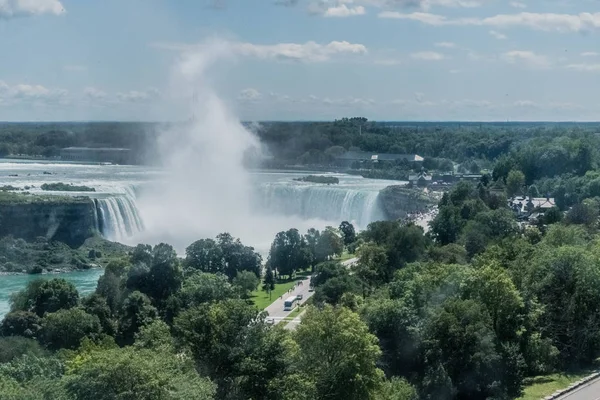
1,0,600,121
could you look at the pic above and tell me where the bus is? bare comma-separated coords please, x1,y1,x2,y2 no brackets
283,296,298,311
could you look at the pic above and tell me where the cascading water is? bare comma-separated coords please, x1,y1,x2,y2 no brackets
95,187,144,242
255,183,386,229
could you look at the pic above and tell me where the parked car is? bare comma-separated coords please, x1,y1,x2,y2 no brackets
296,294,303,300
308,287,314,292
265,317,275,325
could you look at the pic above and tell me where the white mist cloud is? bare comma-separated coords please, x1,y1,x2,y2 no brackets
435,41,455,48
379,11,600,33
116,88,161,103
0,80,67,105
0,0,65,18
323,4,365,17
411,51,445,60
489,30,507,39
502,50,550,69
238,88,262,101
153,40,368,63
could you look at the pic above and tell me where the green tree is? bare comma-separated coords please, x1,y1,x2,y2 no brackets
165,272,236,321
64,347,216,400
82,293,116,336
262,265,276,299
315,227,344,262
565,200,599,227
356,243,391,286
118,291,158,345
232,270,260,299
34,278,79,317
0,311,42,339
41,308,102,350
430,206,464,245
339,221,357,246
376,377,418,400
506,169,525,197
268,229,312,277
0,337,46,364
184,238,224,274
294,306,384,400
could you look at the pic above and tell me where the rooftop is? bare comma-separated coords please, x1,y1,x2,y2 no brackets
336,151,424,162
62,147,130,152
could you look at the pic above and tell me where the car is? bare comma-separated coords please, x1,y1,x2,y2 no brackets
265,317,275,325
308,287,314,292
296,294,303,300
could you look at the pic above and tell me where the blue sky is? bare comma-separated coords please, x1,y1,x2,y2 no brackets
1,0,600,121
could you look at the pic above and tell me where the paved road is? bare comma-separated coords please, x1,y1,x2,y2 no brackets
264,276,314,325
342,257,359,267
555,377,600,400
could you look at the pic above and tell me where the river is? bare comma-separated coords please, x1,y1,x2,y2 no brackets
0,159,404,317
0,269,104,318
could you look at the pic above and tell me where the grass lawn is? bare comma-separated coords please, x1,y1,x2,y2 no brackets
249,270,313,310
335,251,356,262
518,370,596,400
284,306,304,320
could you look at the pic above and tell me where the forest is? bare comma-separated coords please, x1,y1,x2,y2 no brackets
2,119,600,398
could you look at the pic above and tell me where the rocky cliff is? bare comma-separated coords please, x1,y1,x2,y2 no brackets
379,186,437,221
0,193,96,247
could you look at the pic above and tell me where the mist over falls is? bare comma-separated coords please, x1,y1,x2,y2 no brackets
95,176,390,253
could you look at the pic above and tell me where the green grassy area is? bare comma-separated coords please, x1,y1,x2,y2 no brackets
250,280,297,310
250,270,313,310
335,251,356,262
518,370,596,400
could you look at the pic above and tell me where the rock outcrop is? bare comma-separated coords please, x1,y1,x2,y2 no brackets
0,194,96,247
378,186,437,221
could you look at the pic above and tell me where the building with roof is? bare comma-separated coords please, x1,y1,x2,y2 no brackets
408,172,433,187
508,196,556,219
60,147,131,164
335,151,424,167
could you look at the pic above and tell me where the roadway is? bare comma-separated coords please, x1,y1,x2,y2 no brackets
264,275,314,326
264,257,359,329
555,377,600,400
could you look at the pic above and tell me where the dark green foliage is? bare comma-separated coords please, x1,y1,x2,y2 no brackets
268,229,312,277
64,347,216,400
41,308,101,350
40,182,96,192
0,311,42,339
82,293,116,335
232,270,259,299
339,220,357,245
294,306,384,400
0,337,46,364
184,234,262,280
293,175,339,184
118,291,158,345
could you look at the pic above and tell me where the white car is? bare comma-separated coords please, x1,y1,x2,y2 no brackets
265,317,275,325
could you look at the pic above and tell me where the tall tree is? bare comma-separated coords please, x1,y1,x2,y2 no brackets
294,306,384,400
339,221,357,246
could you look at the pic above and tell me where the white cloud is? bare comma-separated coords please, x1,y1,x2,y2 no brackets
411,51,445,60
324,4,365,17
435,41,455,48
83,87,107,100
378,11,600,33
489,30,507,39
566,63,600,72
116,88,160,103
581,52,599,57
0,80,67,106
509,1,526,9
238,88,262,101
0,0,65,18
502,50,550,68
373,58,403,65
64,65,87,72
153,40,368,63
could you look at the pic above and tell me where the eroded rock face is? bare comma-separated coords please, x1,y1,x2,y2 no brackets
378,186,436,221
0,198,96,247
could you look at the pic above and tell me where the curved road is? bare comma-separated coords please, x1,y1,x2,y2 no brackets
555,377,600,400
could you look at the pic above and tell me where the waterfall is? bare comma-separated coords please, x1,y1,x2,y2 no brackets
255,183,386,228
95,190,144,242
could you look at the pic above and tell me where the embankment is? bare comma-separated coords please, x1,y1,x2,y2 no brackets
0,192,96,248
378,186,437,221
